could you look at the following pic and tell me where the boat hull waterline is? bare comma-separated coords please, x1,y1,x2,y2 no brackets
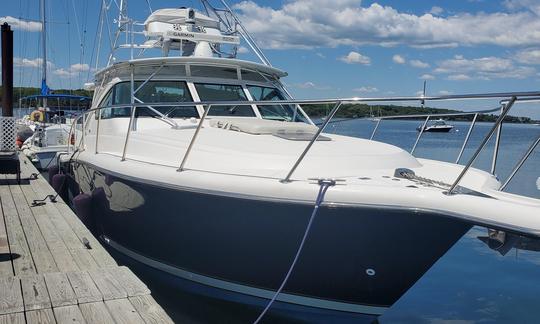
71,161,471,319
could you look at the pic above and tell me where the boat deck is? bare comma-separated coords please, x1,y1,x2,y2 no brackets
0,154,173,323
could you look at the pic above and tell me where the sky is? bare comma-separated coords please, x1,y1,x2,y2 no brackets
2,0,540,118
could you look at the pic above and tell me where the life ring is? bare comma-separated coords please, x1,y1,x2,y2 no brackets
30,110,45,122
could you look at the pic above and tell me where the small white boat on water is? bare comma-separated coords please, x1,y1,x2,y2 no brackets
417,119,454,132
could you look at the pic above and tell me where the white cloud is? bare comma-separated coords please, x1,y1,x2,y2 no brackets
0,16,41,32
292,81,331,90
53,63,91,78
504,0,540,15
430,6,444,15
392,54,406,64
353,86,378,93
515,48,540,64
410,59,430,68
234,1,540,49
237,46,249,54
339,51,371,65
438,90,452,95
434,55,536,80
14,57,53,69
447,74,472,80
420,74,435,80
316,52,326,58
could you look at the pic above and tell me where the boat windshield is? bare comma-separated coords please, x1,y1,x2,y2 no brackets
247,85,306,122
194,83,255,117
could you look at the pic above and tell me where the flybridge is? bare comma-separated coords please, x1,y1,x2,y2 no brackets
140,8,240,56
99,0,273,70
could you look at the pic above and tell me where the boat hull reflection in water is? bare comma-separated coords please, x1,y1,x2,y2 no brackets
72,162,471,322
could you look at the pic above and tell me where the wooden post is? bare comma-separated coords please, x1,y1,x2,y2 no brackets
1,23,14,117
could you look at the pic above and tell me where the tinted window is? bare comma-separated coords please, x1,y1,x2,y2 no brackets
100,81,197,119
191,65,238,79
194,83,254,117
248,85,304,122
241,69,267,82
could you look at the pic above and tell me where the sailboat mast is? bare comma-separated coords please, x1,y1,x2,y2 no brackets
41,0,47,108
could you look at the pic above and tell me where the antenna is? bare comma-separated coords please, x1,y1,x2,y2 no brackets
40,0,48,109
421,80,427,108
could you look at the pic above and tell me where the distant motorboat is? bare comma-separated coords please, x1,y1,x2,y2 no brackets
417,119,454,132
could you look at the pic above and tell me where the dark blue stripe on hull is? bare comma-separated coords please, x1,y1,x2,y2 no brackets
71,161,471,316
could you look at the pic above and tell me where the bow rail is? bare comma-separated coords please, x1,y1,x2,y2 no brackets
69,91,540,195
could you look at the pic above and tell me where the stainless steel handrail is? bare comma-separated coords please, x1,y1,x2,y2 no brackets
456,113,478,164
70,92,538,196
491,104,505,175
281,101,343,183
446,97,517,194
177,104,213,172
411,116,430,155
500,135,540,191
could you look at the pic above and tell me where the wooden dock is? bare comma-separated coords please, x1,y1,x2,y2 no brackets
0,154,173,323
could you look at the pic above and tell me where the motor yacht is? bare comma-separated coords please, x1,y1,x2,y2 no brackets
417,119,454,132
62,2,540,322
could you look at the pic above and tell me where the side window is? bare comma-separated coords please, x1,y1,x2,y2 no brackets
98,89,113,119
248,85,305,122
99,81,197,119
194,83,254,117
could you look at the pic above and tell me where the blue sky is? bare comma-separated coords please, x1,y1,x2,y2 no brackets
2,0,540,118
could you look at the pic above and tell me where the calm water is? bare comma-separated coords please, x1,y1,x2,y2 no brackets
93,119,540,323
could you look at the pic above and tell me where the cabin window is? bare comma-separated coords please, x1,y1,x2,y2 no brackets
247,85,305,122
190,65,238,80
241,69,267,82
194,83,255,117
99,81,197,119
97,88,116,119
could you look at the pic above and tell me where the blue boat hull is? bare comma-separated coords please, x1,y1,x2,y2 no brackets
69,161,471,321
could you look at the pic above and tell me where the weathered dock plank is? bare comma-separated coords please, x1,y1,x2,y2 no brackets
105,298,145,324
110,266,150,297
18,180,80,273
66,271,102,304
88,268,128,300
0,155,172,323
53,305,86,324
79,302,115,324
0,199,13,277
0,178,36,276
43,272,77,308
20,274,51,311
0,276,23,315
8,184,58,274
129,295,175,324
26,308,56,324
0,312,25,324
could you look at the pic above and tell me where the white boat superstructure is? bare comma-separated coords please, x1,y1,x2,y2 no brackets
60,1,540,322
22,123,71,169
